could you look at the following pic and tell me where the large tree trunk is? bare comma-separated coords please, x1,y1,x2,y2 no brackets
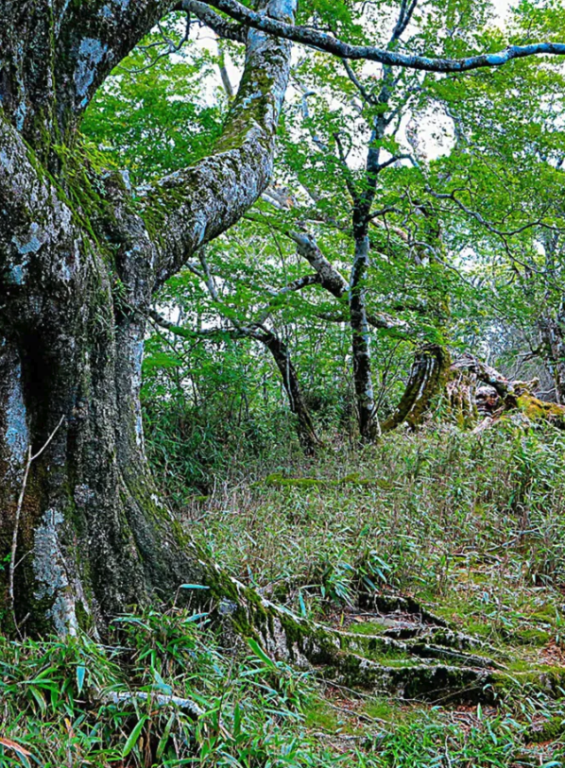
0,264,195,635
0,0,296,634
381,345,450,432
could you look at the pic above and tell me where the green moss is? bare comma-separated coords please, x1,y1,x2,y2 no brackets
303,697,341,731
515,628,550,646
348,620,389,636
516,395,565,425
528,716,565,743
260,472,388,489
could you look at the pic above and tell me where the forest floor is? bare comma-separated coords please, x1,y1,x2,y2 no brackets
3,424,565,766
183,424,565,766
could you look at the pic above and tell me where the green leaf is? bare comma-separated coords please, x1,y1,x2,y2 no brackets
122,716,148,758
247,638,277,669
156,713,176,761
179,584,210,590
76,665,86,695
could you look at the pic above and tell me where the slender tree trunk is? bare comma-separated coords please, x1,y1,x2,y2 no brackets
259,332,322,455
539,311,565,404
147,316,322,456
349,235,379,441
0,0,296,634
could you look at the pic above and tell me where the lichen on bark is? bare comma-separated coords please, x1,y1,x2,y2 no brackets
0,0,298,636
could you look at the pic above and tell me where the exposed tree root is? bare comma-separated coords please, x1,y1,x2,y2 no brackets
204,570,554,704
361,592,450,627
319,655,493,704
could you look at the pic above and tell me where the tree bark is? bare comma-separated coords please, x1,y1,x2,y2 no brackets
381,345,450,432
258,331,322,455
539,310,565,404
0,0,296,634
349,235,379,440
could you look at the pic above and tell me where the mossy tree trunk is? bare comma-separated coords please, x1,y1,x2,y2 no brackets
539,310,565,405
381,345,451,432
0,0,296,634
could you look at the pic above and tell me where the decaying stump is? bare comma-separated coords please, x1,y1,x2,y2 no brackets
449,353,565,432
381,345,451,432
383,346,565,433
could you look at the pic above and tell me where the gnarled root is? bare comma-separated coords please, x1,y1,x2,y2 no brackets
207,571,508,704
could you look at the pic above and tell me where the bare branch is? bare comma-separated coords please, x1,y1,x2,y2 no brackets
179,0,246,42
268,273,322,297
342,59,377,106
119,11,192,75
391,0,419,43
203,0,565,73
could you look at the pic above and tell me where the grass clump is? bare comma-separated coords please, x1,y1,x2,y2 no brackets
0,610,315,767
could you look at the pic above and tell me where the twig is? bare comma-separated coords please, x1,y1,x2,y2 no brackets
106,691,203,716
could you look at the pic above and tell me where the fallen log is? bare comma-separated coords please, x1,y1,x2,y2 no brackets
449,353,565,431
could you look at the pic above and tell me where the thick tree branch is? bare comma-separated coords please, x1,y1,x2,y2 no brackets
203,0,565,73
178,1,246,42
148,0,296,290
290,232,349,299
55,0,177,126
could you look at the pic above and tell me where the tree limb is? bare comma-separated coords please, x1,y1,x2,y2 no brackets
148,0,297,290
55,0,176,123
289,232,349,298
203,0,565,73
178,1,246,42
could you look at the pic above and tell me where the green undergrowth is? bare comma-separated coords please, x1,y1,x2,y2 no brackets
168,422,565,762
2,609,565,767
186,424,565,633
0,609,317,767
6,424,565,765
